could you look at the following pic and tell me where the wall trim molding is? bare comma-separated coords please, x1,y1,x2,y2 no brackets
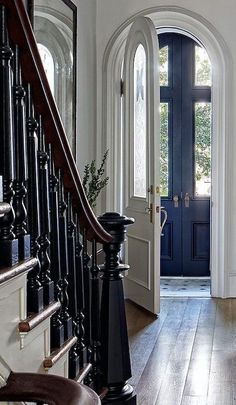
101,5,233,298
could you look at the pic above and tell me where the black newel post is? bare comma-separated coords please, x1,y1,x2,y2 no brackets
0,6,18,267
98,212,136,405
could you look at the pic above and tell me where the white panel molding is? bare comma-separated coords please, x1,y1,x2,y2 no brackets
127,234,151,290
101,5,233,298
19,318,50,351
228,273,236,297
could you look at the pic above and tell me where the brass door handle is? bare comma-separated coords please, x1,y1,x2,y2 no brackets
160,206,168,236
184,193,190,208
145,203,153,223
173,195,179,207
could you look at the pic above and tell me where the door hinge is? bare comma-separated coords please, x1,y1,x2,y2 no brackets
120,79,124,96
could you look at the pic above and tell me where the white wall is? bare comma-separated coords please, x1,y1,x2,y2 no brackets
75,0,97,175
95,0,236,296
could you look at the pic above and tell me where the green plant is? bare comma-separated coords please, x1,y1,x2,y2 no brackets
82,150,109,208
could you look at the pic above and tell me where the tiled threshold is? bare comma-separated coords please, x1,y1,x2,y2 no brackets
160,277,211,297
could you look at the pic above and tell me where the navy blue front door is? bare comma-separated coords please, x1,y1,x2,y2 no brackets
159,33,211,277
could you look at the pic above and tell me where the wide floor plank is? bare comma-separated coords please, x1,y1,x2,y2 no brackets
126,297,236,405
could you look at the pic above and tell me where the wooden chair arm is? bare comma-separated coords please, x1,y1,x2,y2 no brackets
0,372,100,405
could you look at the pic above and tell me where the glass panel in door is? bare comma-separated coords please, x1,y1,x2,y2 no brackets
133,44,147,198
194,102,212,197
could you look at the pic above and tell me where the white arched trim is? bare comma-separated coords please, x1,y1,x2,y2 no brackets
101,6,233,298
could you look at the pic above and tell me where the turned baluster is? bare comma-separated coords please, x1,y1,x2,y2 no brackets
26,83,43,313
98,212,136,405
37,116,54,306
82,229,92,365
48,145,64,347
0,5,18,267
67,193,80,378
75,215,86,369
58,170,72,340
12,45,30,261
90,240,101,389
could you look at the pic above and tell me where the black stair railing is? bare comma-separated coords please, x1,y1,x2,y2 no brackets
0,1,137,404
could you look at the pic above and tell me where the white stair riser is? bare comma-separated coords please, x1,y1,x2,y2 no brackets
0,273,48,372
0,272,70,379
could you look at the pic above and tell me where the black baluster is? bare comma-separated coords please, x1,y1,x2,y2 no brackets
82,229,92,367
12,45,30,261
58,170,72,340
37,116,54,306
98,212,136,405
0,6,18,267
75,215,86,369
26,83,43,313
90,240,101,390
48,145,64,347
67,194,80,377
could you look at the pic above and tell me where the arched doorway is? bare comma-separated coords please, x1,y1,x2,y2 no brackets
159,32,211,278
101,7,232,298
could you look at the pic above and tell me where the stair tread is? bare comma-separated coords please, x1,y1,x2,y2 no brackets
19,301,61,332
44,336,77,369
0,202,11,216
0,257,38,284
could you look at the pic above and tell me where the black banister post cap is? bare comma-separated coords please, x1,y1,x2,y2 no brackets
98,212,135,229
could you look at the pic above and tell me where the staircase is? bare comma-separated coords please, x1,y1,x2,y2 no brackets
0,0,136,404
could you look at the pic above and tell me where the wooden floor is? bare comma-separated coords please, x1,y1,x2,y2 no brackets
126,298,236,405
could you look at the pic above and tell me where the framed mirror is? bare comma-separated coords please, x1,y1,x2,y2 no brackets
26,0,77,155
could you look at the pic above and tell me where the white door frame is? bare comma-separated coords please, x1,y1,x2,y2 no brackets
100,6,233,298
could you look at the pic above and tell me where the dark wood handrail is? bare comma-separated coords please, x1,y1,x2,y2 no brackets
0,372,101,404
0,0,111,244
